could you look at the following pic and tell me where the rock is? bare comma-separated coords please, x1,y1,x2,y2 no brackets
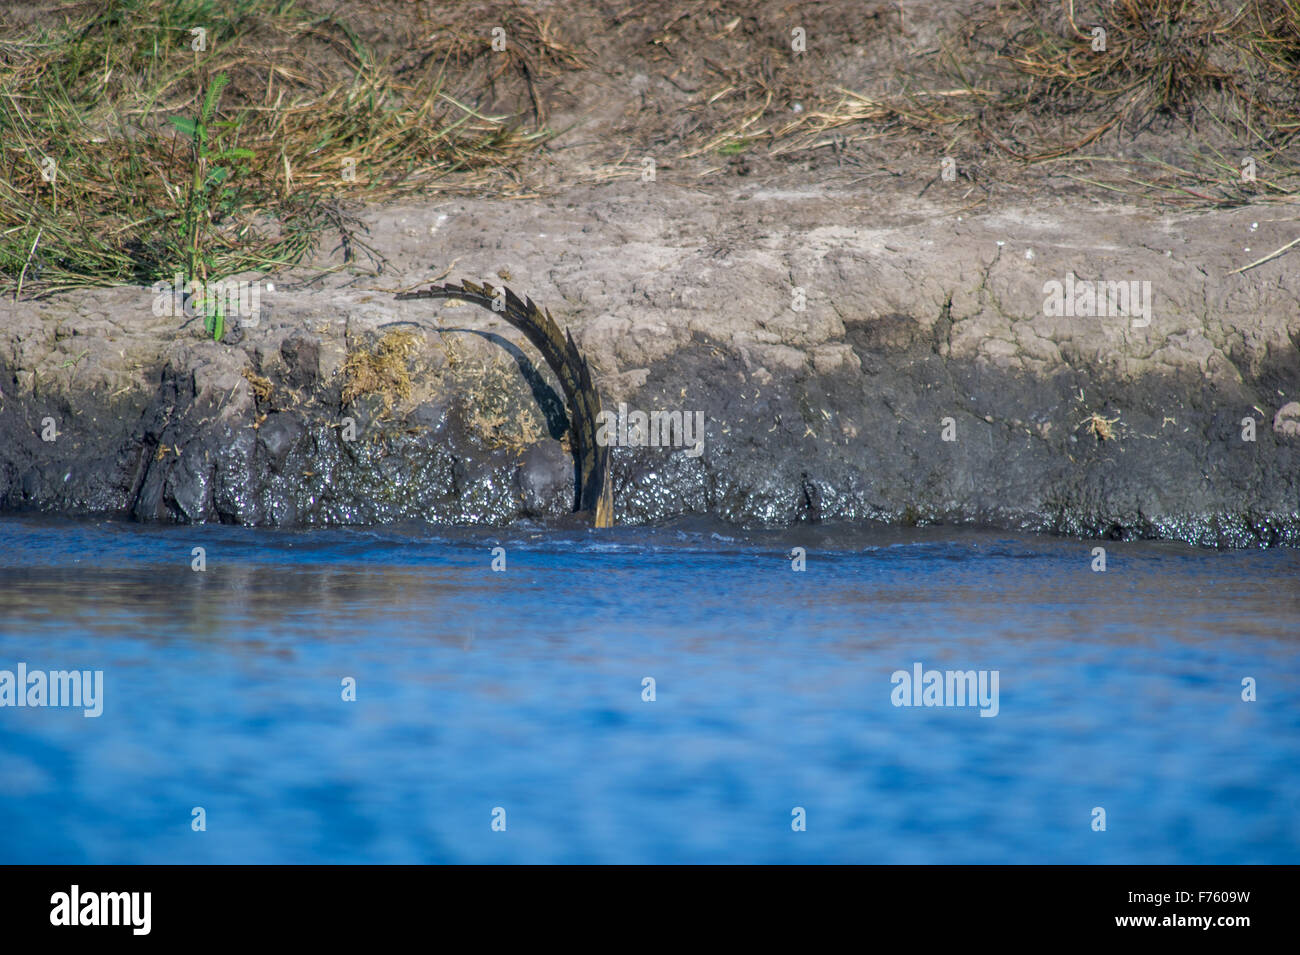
516,441,572,515
280,334,320,390
1274,402,1300,438
257,413,305,473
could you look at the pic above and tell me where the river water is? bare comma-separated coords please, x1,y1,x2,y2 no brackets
0,515,1296,863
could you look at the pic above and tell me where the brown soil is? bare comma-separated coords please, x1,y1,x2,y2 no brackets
1,1,1297,543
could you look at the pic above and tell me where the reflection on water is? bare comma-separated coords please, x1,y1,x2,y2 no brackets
0,515,1297,863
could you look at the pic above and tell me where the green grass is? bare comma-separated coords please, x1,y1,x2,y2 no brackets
717,138,753,156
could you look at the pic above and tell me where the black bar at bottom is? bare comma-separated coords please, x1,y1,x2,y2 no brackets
0,865,1283,941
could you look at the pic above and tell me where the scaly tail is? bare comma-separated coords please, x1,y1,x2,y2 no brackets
395,280,613,527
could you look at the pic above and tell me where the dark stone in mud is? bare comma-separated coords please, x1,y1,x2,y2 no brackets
169,447,212,523
279,334,320,390
20,468,40,501
516,441,571,516
257,413,305,474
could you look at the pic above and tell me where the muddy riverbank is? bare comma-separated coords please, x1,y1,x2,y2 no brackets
2,183,1297,546
2,0,1298,545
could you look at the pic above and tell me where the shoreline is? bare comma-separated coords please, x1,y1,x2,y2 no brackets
2,186,1297,547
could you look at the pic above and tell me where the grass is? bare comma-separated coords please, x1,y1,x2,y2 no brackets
990,1,1297,127
341,330,420,412
3,0,1295,296
242,367,273,403
340,326,544,450
1083,411,1121,442
0,0,563,298
462,363,546,454
625,0,1300,204
716,138,754,156
956,0,1300,203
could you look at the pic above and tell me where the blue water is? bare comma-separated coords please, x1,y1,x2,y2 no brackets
0,514,1296,864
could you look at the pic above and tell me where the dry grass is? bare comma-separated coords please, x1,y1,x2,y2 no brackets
1083,411,1121,441
241,367,273,402
957,0,1300,202
464,391,545,453
418,2,590,127
4,0,1295,294
437,343,546,453
341,329,420,411
0,0,579,295
614,0,1300,204
990,1,1299,129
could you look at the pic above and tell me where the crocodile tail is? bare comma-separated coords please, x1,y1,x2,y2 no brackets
395,280,613,527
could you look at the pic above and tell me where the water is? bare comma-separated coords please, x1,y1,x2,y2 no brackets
0,514,1296,864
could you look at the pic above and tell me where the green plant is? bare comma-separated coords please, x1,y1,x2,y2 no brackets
168,72,253,340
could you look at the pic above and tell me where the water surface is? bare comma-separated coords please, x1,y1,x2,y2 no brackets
1,515,1296,863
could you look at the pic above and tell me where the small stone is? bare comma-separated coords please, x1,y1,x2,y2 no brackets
1274,402,1300,438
